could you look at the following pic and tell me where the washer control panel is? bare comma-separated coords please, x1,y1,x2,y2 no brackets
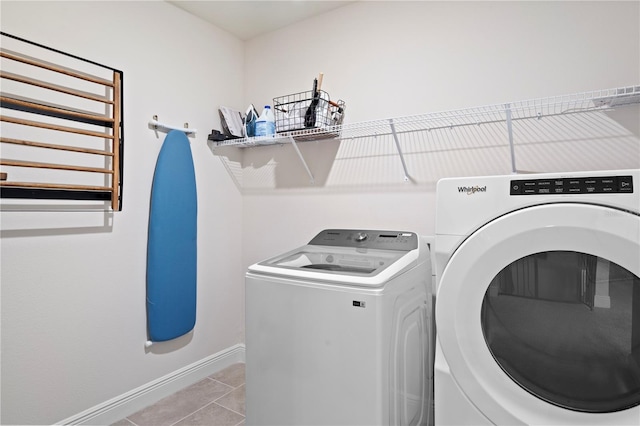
308,229,418,251
510,175,633,196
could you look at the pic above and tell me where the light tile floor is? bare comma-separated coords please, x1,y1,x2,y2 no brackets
112,363,245,426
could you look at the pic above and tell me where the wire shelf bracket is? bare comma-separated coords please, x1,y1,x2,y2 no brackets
288,135,315,184
389,118,410,182
505,103,517,174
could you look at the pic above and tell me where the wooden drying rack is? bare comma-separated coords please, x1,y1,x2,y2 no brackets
0,32,124,211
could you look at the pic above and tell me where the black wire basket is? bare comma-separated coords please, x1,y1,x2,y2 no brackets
273,90,345,133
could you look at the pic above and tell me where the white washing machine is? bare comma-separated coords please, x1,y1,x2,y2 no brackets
434,169,640,425
245,229,433,426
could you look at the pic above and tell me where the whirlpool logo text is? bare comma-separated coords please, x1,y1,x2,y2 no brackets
458,185,487,195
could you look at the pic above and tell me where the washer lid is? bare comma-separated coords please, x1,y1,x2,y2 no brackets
248,230,421,287
267,245,406,274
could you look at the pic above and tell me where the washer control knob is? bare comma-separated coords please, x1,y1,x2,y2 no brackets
355,232,368,242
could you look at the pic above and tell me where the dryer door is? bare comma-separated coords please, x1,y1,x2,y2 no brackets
436,203,640,425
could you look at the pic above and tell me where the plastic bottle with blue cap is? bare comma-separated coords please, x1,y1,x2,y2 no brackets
255,105,276,137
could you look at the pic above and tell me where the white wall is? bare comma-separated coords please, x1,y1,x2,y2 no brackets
239,1,640,268
0,2,244,424
1,1,639,424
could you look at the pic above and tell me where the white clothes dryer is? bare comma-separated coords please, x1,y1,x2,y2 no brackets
245,229,433,426
434,170,640,425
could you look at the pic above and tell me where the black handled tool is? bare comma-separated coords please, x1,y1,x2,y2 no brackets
304,77,319,128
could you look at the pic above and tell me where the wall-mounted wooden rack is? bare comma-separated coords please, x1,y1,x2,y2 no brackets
0,32,124,210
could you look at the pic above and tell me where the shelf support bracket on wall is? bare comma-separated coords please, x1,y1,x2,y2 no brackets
389,119,410,182
505,103,517,174
287,136,315,184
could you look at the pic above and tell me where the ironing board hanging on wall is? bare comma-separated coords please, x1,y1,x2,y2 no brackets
146,129,198,342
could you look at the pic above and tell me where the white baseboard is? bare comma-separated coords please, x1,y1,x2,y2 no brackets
57,343,245,425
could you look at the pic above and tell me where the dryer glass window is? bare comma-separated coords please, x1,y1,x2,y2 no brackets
481,251,640,413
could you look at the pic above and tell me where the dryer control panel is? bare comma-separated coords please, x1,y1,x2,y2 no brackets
308,229,418,251
510,175,633,196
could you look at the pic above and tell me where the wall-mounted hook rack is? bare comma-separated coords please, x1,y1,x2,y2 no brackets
149,115,196,136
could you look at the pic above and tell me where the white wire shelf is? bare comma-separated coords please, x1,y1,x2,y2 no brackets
211,85,640,149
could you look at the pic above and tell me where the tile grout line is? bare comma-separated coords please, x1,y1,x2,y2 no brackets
122,365,245,426
207,375,246,420
208,378,237,403
167,400,215,426
211,400,246,418
206,375,245,390
124,418,140,426
210,381,246,418
166,382,235,426
167,399,245,426
164,380,244,426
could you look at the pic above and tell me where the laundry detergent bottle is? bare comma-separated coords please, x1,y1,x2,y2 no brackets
255,105,275,137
